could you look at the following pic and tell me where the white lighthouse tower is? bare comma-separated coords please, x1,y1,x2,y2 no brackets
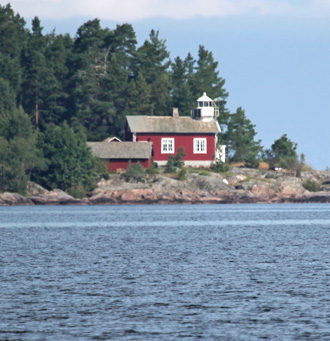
191,92,219,122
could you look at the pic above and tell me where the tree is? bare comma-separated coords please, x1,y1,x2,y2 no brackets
0,4,28,96
225,107,262,168
20,17,60,129
135,30,171,116
187,45,230,133
265,134,298,169
165,146,186,173
34,122,99,196
0,106,45,194
69,19,112,140
170,56,195,116
42,31,73,125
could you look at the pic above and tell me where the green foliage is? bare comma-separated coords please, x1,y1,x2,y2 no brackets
303,179,320,192
211,159,230,173
0,6,233,143
146,158,159,175
177,168,187,181
174,146,186,168
135,30,171,116
245,154,260,169
121,161,146,181
265,134,298,170
164,155,176,173
224,107,262,168
67,185,88,199
93,159,110,180
165,147,186,173
0,107,45,194
34,122,98,193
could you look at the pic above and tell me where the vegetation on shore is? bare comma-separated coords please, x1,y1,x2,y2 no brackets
0,4,306,196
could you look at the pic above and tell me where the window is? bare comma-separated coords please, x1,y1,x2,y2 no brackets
194,138,207,154
161,138,174,154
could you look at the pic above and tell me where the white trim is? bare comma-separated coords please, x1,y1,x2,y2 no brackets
161,138,175,154
156,160,213,167
193,138,207,154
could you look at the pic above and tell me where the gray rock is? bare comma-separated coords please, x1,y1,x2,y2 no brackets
0,192,34,205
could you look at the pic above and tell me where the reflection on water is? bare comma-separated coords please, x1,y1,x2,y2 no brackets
1,204,330,339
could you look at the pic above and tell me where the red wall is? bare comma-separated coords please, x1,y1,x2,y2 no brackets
135,133,215,162
106,158,151,171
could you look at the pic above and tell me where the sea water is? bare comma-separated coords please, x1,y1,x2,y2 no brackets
1,204,330,340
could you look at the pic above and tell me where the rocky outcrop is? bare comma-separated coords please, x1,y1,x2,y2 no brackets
29,189,88,205
2,168,330,205
0,192,34,205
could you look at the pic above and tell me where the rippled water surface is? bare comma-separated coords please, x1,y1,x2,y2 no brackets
1,204,330,340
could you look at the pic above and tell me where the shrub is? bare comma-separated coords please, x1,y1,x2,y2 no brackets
177,168,187,181
67,185,87,199
165,147,186,173
146,158,159,175
121,162,146,182
165,155,176,173
245,155,260,169
211,160,230,173
174,146,186,168
303,179,320,192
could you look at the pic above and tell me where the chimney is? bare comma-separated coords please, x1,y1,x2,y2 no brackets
172,107,179,118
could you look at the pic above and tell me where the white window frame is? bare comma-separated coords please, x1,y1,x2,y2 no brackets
161,138,175,154
194,138,207,154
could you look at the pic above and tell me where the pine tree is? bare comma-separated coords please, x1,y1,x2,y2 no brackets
0,4,27,97
135,30,171,116
225,107,262,167
69,19,114,140
265,134,298,169
43,31,73,125
20,17,60,129
189,45,230,129
170,56,194,116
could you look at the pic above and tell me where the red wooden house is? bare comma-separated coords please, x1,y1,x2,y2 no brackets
125,93,225,167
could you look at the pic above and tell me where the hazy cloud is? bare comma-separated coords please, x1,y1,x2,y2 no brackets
4,0,330,20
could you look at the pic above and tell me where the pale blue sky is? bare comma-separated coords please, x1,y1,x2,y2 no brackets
3,0,330,169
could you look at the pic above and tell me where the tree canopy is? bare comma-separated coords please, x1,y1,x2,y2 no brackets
265,134,298,169
0,3,306,195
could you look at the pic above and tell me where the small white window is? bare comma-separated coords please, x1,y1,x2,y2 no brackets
161,138,175,154
194,138,207,154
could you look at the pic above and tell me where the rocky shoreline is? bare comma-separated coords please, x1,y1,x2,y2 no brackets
2,167,330,206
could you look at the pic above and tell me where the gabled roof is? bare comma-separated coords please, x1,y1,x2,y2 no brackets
87,141,152,159
126,116,220,134
103,136,122,142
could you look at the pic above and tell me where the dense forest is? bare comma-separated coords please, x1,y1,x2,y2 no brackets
0,4,299,196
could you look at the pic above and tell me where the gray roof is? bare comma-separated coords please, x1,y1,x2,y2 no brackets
87,141,152,159
126,116,220,134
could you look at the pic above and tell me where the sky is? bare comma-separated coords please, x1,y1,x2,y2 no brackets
3,0,330,170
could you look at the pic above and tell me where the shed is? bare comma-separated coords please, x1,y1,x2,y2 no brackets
87,141,153,171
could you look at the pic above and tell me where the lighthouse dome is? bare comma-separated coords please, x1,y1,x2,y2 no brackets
197,92,213,102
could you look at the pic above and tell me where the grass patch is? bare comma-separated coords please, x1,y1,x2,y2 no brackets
240,176,273,184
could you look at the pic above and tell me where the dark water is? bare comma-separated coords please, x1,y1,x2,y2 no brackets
1,204,330,340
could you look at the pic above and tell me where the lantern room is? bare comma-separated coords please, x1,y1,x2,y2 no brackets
191,92,219,122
